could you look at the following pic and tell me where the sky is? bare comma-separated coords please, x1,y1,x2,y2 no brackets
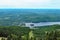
0,0,60,9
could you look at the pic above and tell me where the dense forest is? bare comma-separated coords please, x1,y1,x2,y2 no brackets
0,25,60,40
0,9,60,40
0,9,60,26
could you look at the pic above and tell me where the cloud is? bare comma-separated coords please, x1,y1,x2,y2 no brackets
0,0,60,8
0,0,50,7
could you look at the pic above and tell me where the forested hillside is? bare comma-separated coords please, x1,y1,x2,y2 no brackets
0,9,60,26
0,25,60,40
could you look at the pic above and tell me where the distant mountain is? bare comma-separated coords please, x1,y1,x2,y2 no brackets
0,9,60,26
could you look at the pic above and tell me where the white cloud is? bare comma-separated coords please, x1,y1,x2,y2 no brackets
0,0,60,8
0,0,50,7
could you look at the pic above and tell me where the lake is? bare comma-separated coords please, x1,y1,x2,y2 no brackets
25,22,60,27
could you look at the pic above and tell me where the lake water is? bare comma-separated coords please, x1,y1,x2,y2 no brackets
25,22,60,27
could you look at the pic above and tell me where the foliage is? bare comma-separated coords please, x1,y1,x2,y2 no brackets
0,25,60,40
